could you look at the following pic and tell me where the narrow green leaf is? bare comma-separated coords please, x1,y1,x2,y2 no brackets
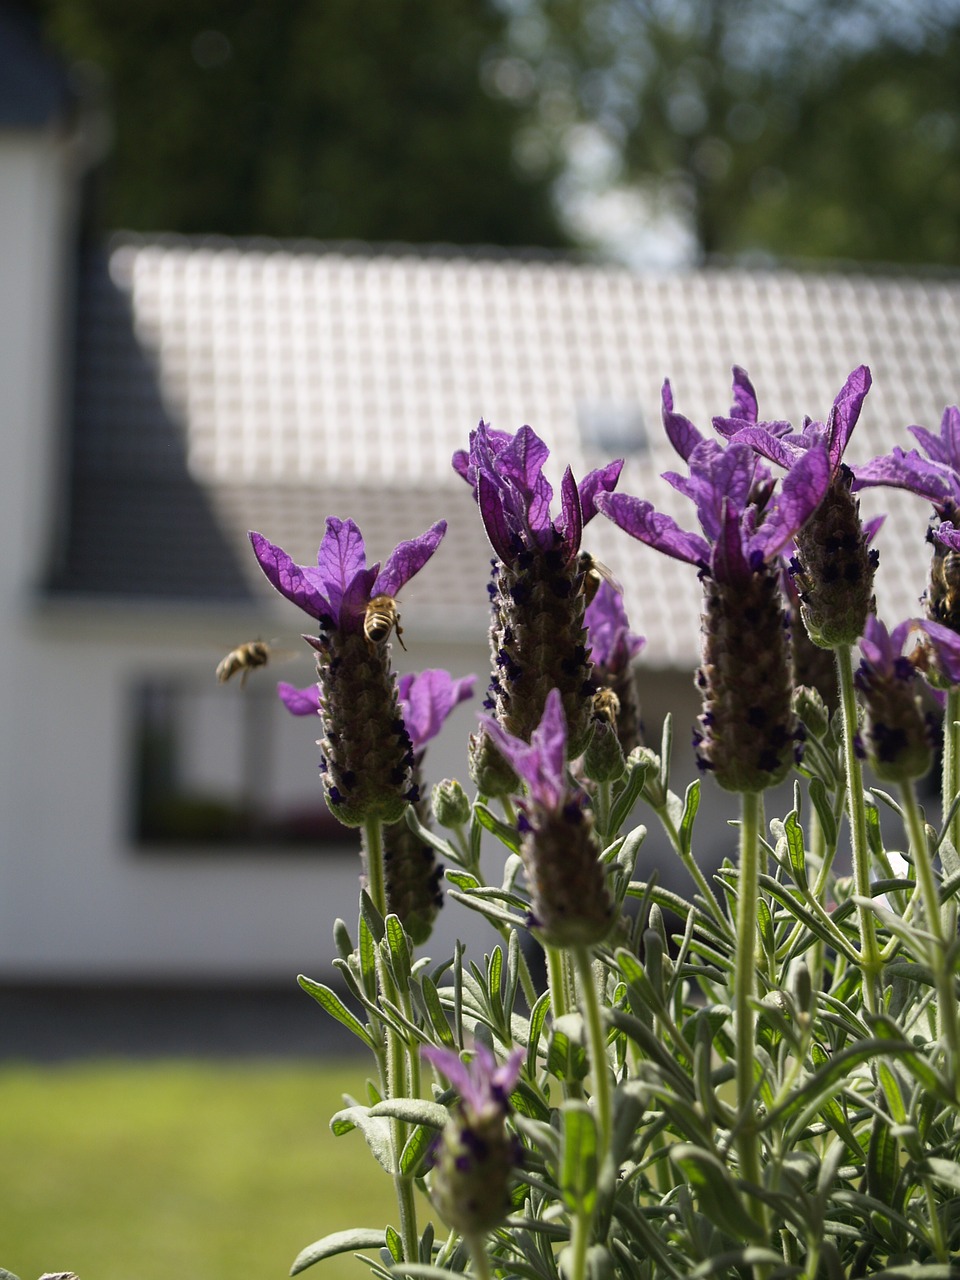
417,1222,435,1267
920,1156,960,1194
607,758,649,836
369,1098,449,1129
384,1226,403,1264
297,975,375,1050
474,802,521,853
400,1123,437,1177
358,911,378,1001
384,914,411,991
419,974,455,1048
402,805,458,859
783,809,807,889
561,1102,598,1216
526,989,551,1077
329,1106,395,1174
669,1144,764,1241
504,929,520,1021
678,779,700,857
808,776,838,852
864,796,884,859
866,1112,901,1217
547,1016,589,1083
444,869,479,891
291,1229,386,1275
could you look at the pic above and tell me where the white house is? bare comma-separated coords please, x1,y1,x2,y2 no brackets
2,10,959,990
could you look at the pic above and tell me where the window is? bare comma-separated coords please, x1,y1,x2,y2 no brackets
132,675,342,848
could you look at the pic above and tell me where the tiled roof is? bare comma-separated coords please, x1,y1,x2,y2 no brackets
57,234,960,668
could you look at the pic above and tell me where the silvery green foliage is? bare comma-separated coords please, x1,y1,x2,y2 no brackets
294,706,960,1278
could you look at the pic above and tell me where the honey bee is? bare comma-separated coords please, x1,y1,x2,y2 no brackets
364,595,407,650
578,551,623,607
929,539,960,631
215,640,272,687
592,686,621,726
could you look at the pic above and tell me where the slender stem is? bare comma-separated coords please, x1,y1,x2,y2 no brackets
595,779,613,841
900,780,960,1091
653,801,729,933
567,1207,590,1280
546,945,571,1020
835,644,882,1012
363,818,420,1264
364,818,388,920
466,1235,493,1280
944,688,960,857
734,789,764,1195
573,945,612,1153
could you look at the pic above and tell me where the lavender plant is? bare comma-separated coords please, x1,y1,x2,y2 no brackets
250,378,960,1280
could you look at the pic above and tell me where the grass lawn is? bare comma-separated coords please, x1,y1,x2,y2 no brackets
0,1059,408,1280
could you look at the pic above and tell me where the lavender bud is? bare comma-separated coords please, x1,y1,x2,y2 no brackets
792,470,876,649
521,802,614,947
855,661,933,782
432,778,472,829
581,690,627,783
468,728,520,797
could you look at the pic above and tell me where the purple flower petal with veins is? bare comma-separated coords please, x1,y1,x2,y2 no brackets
661,379,706,461
916,619,960,684
453,421,621,566
855,405,960,517
250,518,446,631
584,581,645,671
594,492,709,566
398,669,475,750
277,681,321,715
424,1042,524,1114
480,688,569,810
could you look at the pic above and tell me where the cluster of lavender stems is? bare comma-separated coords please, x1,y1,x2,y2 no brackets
248,371,960,1279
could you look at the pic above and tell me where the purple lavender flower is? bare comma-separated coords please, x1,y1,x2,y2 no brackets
716,366,877,648
907,616,960,692
597,379,831,793
855,404,960,520
453,423,622,767
423,1043,524,1238
249,518,446,827
855,404,960,635
855,615,935,781
480,689,614,945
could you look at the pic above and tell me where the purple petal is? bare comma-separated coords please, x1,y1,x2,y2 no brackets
661,380,705,461
557,466,583,560
729,365,758,423
374,520,448,598
859,614,893,670
476,471,514,563
853,447,960,507
941,406,960,470
585,580,645,669
501,425,551,493
249,531,332,621
826,365,871,473
596,492,709,566
399,669,476,749
578,459,624,525
917,619,960,684
317,518,368,619
934,521,960,552
423,1046,482,1109
277,681,321,716
726,424,801,471
753,443,830,561
710,499,751,583
527,470,555,535
530,689,568,803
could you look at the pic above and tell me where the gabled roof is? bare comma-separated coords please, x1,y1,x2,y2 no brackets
56,234,960,668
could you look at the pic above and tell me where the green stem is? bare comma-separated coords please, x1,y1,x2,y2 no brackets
573,945,612,1153
595,779,613,841
900,780,960,1092
835,644,882,1012
734,789,764,1196
364,818,388,920
466,1235,493,1280
944,688,960,857
363,818,420,1264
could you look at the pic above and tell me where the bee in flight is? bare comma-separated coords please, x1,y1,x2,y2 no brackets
364,596,407,650
216,640,272,688
578,552,623,607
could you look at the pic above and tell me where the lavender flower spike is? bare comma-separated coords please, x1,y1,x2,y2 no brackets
481,690,614,945
249,518,446,827
720,366,877,648
454,422,622,762
855,615,934,782
598,379,831,793
423,1043,524,1238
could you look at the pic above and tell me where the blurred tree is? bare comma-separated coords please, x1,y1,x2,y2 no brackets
29,0,567,247
489,0,960,264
